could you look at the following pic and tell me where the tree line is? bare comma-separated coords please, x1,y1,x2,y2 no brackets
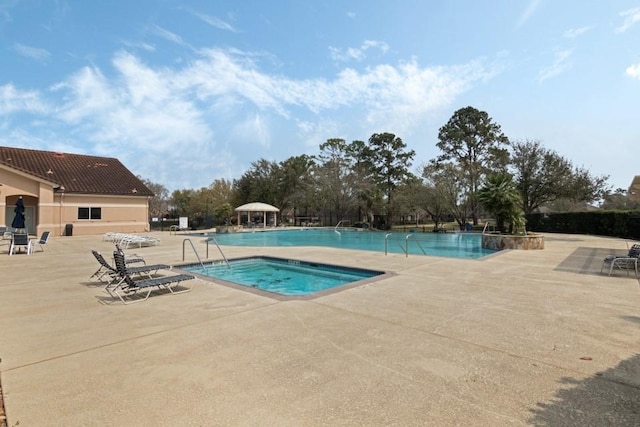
142,106,617,230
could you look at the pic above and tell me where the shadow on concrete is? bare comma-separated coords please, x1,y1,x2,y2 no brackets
554,247,634,277
79,280,107,289
528,353,640,425
620,315,640,324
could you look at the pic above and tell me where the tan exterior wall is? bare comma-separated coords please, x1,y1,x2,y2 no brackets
628,175,640,201
1,166,150,236
54,193,150,236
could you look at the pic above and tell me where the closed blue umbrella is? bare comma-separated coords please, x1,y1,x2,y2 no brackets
11,196,26,230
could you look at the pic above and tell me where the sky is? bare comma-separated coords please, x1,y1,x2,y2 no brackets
1,0,639,193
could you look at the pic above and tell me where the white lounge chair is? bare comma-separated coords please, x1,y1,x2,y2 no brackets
33,231,50,252
9,233,32,255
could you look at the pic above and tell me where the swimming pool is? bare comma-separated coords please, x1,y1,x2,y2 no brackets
180,256,386,297
209,229,497,259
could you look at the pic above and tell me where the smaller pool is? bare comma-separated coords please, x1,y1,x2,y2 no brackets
180,256,386,297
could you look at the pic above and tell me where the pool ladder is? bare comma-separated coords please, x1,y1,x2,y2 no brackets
384,233,427,257
182,237,230,270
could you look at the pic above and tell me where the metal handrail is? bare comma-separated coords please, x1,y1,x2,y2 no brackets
208,235,230,267
482,221,493,234
334,220,344,235
405,234,427,257
182,238,207,271
384,233,393,255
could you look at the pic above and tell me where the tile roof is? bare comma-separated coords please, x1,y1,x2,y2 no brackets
0,146,154,196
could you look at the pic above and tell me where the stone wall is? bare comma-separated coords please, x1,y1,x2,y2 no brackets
482,233,545,250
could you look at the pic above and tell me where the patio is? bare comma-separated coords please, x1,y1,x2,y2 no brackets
0,231,638,425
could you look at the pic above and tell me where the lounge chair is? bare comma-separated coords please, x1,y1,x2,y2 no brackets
114,243,146,265
9,233,32,255
89,250,169,287
108,251,195,304
90,250,124,284
33,231,50,252
0,228,10,250
601,244,640,277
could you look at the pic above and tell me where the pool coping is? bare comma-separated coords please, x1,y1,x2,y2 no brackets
174,255,397,301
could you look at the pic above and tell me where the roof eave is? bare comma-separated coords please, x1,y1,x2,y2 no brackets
0,163,59,187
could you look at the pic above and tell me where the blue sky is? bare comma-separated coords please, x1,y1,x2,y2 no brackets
1,0,639,192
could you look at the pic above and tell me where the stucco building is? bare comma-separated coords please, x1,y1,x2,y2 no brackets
1,146,153,236
628,175,640,201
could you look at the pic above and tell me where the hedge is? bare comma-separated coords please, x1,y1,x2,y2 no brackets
526,210,640,239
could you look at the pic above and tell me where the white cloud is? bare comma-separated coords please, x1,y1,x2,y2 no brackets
516,0,542,29
121,40,156,52
179,49,488,133
537,49,572,83
191,11,237,32
6,47,494,189
616,7,640,33
54,51,212,156
52,66,117,122
231,113,271,148
0,0,17,26
0,84,49,114
296,118,341,149
14,43,51,61
563,26,593,38
151,25,187,47
626,63,640,79
329,40,389,62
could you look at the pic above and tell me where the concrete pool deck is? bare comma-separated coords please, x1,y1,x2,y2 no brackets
0,231,639,425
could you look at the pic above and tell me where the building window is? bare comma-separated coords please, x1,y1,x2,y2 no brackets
78,207,102,220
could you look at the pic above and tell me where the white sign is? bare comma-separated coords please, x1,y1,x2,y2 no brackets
179,216,188,230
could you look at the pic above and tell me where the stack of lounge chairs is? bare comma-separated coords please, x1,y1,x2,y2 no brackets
102,232,161,249
90,244,196,304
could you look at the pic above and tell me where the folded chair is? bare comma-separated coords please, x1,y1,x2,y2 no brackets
9,233,32,255
601,244,640,278
108,251,195,304
33,231,50,252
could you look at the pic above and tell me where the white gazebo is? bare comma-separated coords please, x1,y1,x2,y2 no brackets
234,202,280,228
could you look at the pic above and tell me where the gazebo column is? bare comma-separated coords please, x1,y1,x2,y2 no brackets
234,203,280,229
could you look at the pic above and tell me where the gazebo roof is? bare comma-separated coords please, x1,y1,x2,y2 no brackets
234,202,280,212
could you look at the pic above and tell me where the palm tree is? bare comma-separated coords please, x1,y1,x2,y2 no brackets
478,173,525,234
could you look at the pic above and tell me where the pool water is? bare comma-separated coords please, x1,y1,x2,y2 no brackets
182,256,384,296
210,229,497,259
